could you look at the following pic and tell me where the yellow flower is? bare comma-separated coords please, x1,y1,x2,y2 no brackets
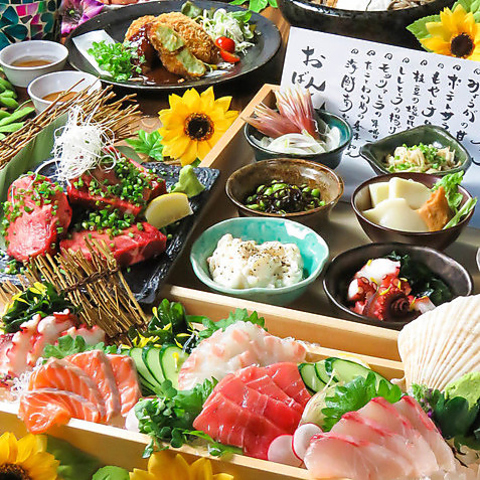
0,432,59,480
159,87,238,166
129,450,233,480
421,4,480,60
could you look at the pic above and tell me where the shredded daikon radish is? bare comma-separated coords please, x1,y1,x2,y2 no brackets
51,106,116,182
256,128,341,155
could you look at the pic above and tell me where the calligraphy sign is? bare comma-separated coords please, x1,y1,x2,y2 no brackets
281,27,480,227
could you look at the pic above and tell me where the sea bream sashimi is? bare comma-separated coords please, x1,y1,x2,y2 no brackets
67,350,121,421
19,388,101,433
177,322,306,390
193,363,309,460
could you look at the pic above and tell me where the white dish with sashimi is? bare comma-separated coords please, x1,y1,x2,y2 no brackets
2,283,480,480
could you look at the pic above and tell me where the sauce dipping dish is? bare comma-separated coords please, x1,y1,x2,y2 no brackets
190,217,329,306
0,41,68,88
28,71,102,113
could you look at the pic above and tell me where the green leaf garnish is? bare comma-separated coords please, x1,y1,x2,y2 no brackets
42,335,119,360
126,130,164,162
406,14,440,46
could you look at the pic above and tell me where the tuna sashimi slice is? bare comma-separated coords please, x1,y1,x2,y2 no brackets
394,396,456,472
206,374,301,434
19,389,101,433
263,363,311,407
358,397,439,475
29,358,106,421
107,354,142,416
67,350,121,421
333,411,417,477
193,392,284,460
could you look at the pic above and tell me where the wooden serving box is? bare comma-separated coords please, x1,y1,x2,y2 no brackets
0,285,404,478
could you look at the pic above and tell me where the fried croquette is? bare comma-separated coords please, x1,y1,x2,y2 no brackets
147,20,206,78
154,12,219,64
124,15,157,71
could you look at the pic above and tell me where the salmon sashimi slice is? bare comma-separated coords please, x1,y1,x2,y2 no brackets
107,354,142,416
67,350,121,421
19,388,101,433
193,392,284,460
206,374,301,433
394,396,456,472
358,397,438,475
263,363,311,407
29,358,107,421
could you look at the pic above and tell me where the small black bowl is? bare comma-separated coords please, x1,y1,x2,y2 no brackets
323,242,473,330
277,0,455,49
244,109,352,170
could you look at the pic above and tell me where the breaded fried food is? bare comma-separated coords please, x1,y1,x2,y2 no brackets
155,12,219,64
147,18,206,78
124,15,157,71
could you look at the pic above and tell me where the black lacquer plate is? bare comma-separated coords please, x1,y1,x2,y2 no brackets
0,161,220,304
65,0,281,91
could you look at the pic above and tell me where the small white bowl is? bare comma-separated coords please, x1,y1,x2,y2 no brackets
0,40,68,88
28,71,102,113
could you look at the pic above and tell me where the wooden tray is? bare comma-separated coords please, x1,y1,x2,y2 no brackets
0,284,404,479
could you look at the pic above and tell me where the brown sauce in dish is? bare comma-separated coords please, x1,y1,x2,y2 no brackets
142,65,183,85
12,58,53,67
129,25,156,71
42,91,77,102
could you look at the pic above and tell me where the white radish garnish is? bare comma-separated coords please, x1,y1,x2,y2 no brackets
267,435,303,467
293,423,323,461
125,406,140,432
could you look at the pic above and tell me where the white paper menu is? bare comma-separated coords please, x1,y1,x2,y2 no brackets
281,27,480,227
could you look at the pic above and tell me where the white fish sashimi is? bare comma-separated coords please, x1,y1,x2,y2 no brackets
395,396,456,472
358,397,439,475
177,322,306,390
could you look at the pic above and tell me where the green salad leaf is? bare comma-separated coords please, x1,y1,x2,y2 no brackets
321,372,403,431
136,378,217,456
1,282,76,334
42,334,119,360
126,130,164,162
87,41,143,82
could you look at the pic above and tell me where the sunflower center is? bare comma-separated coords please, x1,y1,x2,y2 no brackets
184,113,214,141
0,464,31,480
450,32,475,58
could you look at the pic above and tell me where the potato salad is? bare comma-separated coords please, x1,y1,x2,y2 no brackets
207,234,304,289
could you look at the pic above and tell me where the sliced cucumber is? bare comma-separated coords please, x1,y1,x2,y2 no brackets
324,357,389,386
129,347,158,393
160,345,188,389
299,363,326,393
314,360,331,384
144,347,166,386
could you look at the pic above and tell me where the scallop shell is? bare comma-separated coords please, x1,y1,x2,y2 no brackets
398,295,480,392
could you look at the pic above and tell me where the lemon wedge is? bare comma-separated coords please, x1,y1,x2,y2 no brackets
145,192,193,229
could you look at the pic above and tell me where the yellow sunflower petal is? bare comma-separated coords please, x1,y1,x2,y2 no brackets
16,434,39,463
426,22,453,41
6,432,18,463
199,87,216,112
181,141,200,165
190,458,213,480
213,474,234,480
421,36,452,55
168,93,185,110
0,432,12,465
183,88,201,111
130,468,156,480
213,96,234,113
196,140,212,160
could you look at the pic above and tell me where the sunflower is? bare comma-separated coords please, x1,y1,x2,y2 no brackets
159,87,238,166
0,432,59,480
420,4,480,60
129,450,233,480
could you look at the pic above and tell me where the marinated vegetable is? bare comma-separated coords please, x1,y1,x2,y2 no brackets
244,180,325,214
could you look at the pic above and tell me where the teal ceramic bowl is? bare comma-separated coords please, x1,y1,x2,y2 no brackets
360,125,472,177
244,109,352,170
190,217,329,306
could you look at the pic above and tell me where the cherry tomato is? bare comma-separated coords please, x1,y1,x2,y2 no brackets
215,36,236,53
220,49,240,63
